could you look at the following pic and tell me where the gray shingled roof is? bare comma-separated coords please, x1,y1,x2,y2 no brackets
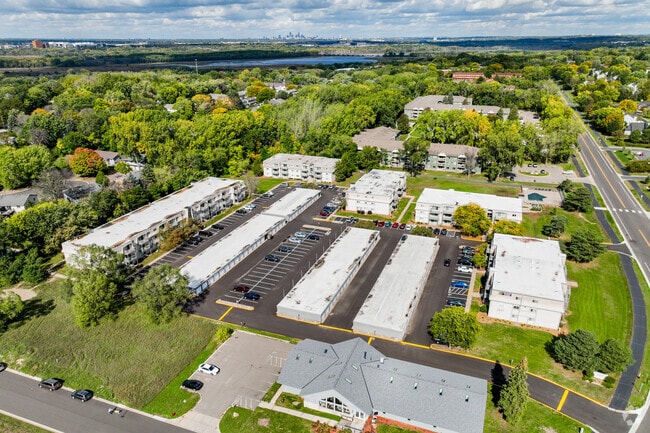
279,338,486,433
0,191,37,207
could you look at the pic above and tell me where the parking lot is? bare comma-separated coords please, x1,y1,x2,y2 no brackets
220,225,333,306
176,330,292,433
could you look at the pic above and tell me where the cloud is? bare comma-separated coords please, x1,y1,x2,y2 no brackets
0,0,647,39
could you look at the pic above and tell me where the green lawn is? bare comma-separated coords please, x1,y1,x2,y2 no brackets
484,388,591,433
220,407,315,433
521,208,603,240
274,392,341,421
0,279,219,409
256,178,286,193
566,253,632,342
406,171,521,198
0,414,50,433
401,202,417,223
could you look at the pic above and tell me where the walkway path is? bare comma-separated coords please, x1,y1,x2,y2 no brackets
396,195,414,223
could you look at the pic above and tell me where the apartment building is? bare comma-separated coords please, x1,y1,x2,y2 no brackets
263,153,339,183
346,169,406,215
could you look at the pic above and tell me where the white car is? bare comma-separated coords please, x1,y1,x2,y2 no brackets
457,265,473,273
198,363,220,375
294,231,308,238
405,225,412,231
262,191,274,198
288,237,302,244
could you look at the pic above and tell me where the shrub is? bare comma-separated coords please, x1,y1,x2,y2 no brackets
603,376,616,388
216,326,234,342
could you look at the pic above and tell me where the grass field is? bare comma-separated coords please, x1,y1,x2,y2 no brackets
484,388,591,433
256,178,286,193
0,279,219,409
220,407,314,433
566,253,632,342
0,414,50,433
406,171,521,199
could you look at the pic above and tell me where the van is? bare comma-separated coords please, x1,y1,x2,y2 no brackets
450,280,469,289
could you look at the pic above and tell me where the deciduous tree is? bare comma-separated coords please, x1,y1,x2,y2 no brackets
69,147,107,177
0,291,24,331
429,307,481,349
131,264,190,324
453,203,491,237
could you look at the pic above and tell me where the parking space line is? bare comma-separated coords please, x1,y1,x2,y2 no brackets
217,306,233,321
556,389,570,411
367,337,374,345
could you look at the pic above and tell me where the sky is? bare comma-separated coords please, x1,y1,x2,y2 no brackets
0,0,648,40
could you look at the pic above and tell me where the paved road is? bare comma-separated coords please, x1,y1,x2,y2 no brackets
578,130,650,409
0,370,193,433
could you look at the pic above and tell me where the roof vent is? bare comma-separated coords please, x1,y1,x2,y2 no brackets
465,395,469,402
439,388,443,395
309,357,313,364
345,378,352,384
389,376,393,383
324,349,328,353
413,382,418,390
380,357,385,364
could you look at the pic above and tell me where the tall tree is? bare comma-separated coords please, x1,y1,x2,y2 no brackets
0,291,24,331
498,358,530,424
429,307,481,349
552,329,600,373
132,265,191,324
68,245,125,327
401,137,429,176
453,203,491,237
564,228,605,263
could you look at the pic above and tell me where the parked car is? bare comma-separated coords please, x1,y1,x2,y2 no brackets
181,380,204,391
308,234,320,240
71,389,94,402
288,237,302,244
391,222,399,229
457,265,473,273
440,228,448,236
447,299,466,307
188,236,202,246
265,254,281,262
39,378,63,391
0,362,6,372
373,220,379,226
320,210,331,217
213,223,225,230
399,223,406,230
458,257,473,266
444,258,451,267
233,285,250,293
278,245,293,253
262,191,274,198
433,228,441,235
236,208,249,214
450,280,469,289
198,363,220,375
294,231,308,238
243,292,261,301
405,225,412,231
378,221,385,227
198,230,213,237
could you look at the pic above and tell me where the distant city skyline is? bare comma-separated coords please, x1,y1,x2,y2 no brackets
0,0,647,40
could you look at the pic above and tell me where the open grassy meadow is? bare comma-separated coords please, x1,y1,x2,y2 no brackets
406,171,521,199
0,279,219,409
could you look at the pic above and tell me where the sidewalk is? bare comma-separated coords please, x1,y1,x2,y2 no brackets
257,386,338,427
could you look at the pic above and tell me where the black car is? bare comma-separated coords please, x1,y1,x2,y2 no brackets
265,254,281,262
181,380,204,391
71,389,94,401
443,258,451,267
0,362,6,372
458,257,473,266
308,234,320,240
213,224,225,230
440,228,448,236
39,378,63,391
278,245,293,253
447,299,466,307
433,228,441,235
243,291,261,301
198,230,213,237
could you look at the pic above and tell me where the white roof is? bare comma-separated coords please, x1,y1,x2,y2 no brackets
353,236,438,339
180,213,284,289
263,153,339,170
70,178,241,249
418,188,522,214
349,169,405,196
491,234,567,301
277,228,379,319
264,188,320,218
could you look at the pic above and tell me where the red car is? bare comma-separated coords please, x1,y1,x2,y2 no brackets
233,285,250,293
391,222,399,229
378,221,385,227
399,223,406,230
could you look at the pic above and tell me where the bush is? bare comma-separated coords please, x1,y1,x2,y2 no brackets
627,160,650,173
563,228,605,262
598,338,633,373
602,376,616,388
552,329,600,373
216,326,234,342
411,226,434,237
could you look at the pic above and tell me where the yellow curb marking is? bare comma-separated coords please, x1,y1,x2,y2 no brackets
556,389,569,411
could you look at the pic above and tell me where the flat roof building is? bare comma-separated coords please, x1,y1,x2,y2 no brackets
404,95,539,124
346,169,406,216
353,235,438,340
180,188,320,294
62,177,245,267
278,338,487,433
263,153,339,183
485,234,569,330
415,188,522,226
277,228,380,323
